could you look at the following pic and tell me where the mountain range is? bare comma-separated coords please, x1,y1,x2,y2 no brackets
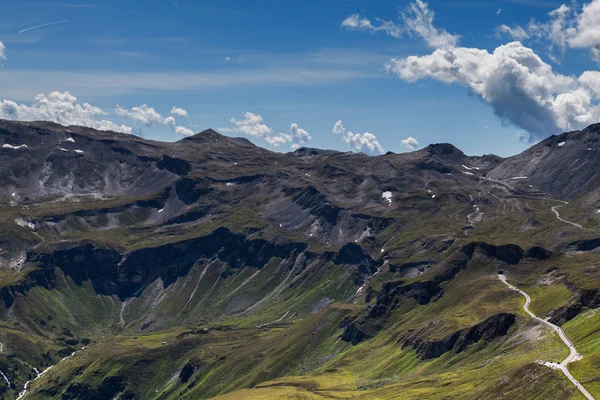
1,119,600,399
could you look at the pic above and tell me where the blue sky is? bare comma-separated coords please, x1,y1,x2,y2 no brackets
0,0,599,156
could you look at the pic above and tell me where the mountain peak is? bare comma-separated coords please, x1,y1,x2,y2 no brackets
424,143,464,156
179,128,256,147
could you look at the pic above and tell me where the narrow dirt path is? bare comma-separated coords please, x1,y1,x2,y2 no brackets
498,274,595,400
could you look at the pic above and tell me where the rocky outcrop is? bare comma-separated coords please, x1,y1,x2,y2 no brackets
175,178,212,205
464,242,524,265
292,186,341,225
1,268,57,308
334,243,378,280
565,238,600,252
179,360,204,383
464,242,552,264
339,317,373,345
61,375,127,400
549,286,600,325
402,313,516,360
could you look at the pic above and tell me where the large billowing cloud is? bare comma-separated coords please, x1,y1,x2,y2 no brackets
344,0,600,142
332,120,384,154
386,42,600,141
0,91,133,133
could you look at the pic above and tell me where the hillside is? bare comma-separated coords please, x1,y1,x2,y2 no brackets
1,119,600,399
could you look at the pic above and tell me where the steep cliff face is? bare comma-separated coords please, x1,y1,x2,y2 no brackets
402,313,517,360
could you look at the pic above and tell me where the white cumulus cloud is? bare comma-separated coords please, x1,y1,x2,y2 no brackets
401,136,419,150
332,120,346,134
116,104,165,127
0,91,133,133
170,106,188,117
497,2,600,62
221,112,295,147
332,120,384,154
290,123,312,146
175,126,195,136
164,116,176,129
568,1,600,61
496,24,529,41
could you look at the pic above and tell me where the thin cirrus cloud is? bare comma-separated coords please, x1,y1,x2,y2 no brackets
18,20,68,34
220,112,311,148
332,120,385,154
0,67,381,102
0,41,5,60
343,0,600,143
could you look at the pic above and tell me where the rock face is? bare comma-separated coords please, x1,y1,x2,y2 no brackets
402,313,517,360
487,123,600,199
60,376,128,400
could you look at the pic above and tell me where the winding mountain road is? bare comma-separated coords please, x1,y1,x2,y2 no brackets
498,274,595,400
551,204,588,230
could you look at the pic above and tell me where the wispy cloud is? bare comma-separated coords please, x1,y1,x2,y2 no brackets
0,67,383,101
18,20,68,34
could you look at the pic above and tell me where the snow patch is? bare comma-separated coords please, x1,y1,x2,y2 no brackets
74,149,84,154
356,283,367,294
65,137,75,143
226,182,236,187
508,176,528,180
158,208,164,213
58,147,69,152
558,141,565,147
382,191,393,205
462,171,475,176
2,143,28,149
